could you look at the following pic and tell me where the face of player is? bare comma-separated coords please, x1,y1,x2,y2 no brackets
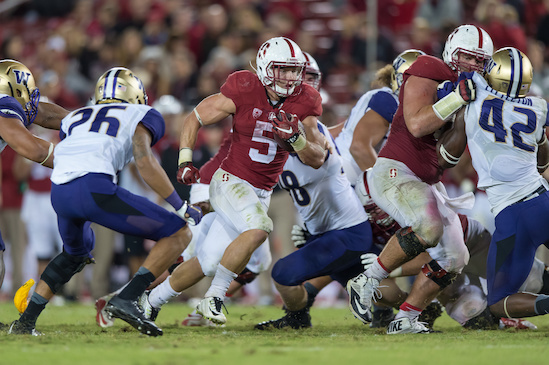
456,52,487,73
303,73,321,91
273,66,301,88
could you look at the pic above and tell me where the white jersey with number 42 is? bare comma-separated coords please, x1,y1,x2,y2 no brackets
51,103,164,185
464,73,549,215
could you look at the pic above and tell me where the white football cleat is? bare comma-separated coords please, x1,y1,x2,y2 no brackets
195,297,227,325
181,311,224,327
387,317,431,334
499,317,538,330
95,295,115,328
346,273,380,324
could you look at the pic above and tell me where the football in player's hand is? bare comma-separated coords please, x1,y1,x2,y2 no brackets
272,120,306,152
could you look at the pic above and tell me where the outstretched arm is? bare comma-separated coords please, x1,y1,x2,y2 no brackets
133,124,175,199
0,117,55,167
35,101,70,130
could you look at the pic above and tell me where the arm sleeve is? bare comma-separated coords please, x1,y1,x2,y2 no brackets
140,108,165,146
368,91,398,124
0,96,26,124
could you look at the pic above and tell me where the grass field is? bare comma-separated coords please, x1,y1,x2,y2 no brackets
1,301,548,365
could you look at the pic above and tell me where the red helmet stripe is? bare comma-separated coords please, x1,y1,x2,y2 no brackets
283,38,296,57
474,25,483,48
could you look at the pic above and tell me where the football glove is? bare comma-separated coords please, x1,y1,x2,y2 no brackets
291,224,311,248
361,253,378,272
176,201,203,226
436,80,454,100
177,162,200,185
269,110,306,151
432,72,476,121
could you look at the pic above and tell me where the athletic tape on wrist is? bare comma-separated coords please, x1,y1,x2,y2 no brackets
439,144,460,165
178,147,193,166
291,134,307,151
39,142,54,165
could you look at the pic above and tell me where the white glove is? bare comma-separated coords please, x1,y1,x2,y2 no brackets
360,253,379,271
176,201,203,226
291,224,310,248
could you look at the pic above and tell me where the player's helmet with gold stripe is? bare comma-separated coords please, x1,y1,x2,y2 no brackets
95,67,148,105
485,47,533,98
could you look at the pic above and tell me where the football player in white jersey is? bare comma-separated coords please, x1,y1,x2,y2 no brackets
8,67,201,337
437,47,549,323
0,60,68,295
254,121,387,329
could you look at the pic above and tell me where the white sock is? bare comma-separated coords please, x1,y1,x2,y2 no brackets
394,302,422,320
365,258,390,282
204,264,237,299
149,276,181,308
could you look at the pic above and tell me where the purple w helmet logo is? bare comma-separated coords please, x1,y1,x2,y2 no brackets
12,69,30,85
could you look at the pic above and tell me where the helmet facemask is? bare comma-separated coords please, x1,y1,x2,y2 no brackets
255,37,305,98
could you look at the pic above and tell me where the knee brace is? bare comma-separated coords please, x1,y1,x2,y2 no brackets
235,268,258,285
421,259,457,289
41,251,95,294
396,226,426,258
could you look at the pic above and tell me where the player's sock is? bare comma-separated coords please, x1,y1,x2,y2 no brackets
19,292,49,326
205,264,237,299
394,302,422,320
365,258,390,282
534,294,549,314
148,276,181,308
118,267,155,301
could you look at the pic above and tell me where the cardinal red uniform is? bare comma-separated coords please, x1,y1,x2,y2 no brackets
380,55,457,185
219,70,322,190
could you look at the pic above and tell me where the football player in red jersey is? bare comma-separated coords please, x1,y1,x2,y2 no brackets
176,37,329,324
347,25,495,334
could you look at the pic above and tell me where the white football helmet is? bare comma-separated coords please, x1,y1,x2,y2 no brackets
95,67,148,105
442,25,493,73
485,47,533,98
391,49,426,94
0,59,40,126
256,37,305,97
302,51,322,91
152,95,183,115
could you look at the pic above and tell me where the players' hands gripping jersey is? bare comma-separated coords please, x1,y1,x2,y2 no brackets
464,73,549,215
380,55,457,184
51,103,164,184
279,121,367,235
219,71,322,190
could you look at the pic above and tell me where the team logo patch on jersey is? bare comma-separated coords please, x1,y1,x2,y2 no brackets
389,168,398,178
253,108,263,119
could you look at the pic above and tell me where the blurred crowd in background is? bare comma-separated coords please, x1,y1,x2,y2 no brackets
2,0,549,307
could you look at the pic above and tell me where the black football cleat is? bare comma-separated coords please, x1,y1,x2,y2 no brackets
255,308,312,330
106,295,163,337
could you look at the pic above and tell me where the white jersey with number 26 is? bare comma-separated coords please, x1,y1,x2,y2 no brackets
464,73,549,215
51,103,164,185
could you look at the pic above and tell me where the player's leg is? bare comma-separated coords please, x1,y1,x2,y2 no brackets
197,169,272,324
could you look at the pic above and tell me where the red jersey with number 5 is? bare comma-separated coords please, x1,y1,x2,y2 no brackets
219,70,322,190
379,55,457,184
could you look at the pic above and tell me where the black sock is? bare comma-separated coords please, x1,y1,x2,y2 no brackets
19,293,48,327
534,294,549,315
118,267,156,301
304,282,319,309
